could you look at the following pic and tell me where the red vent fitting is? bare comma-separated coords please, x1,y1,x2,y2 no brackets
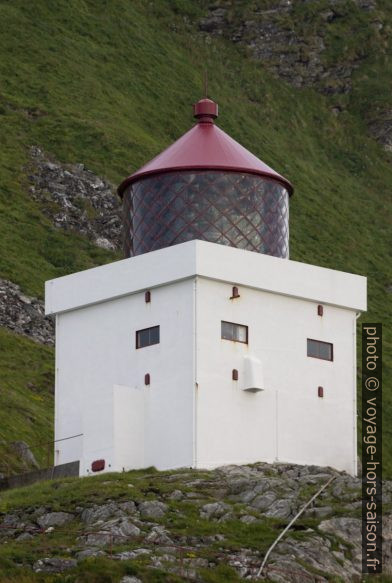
317,304,323,317
91,459,105,472
318,386,324,398
232,369,239,381
145,290,151,303
145,373,150,386
230,286,240,299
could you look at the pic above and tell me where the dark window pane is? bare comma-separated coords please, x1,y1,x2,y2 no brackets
235,325,247,343
221,321,233,340
307,339,333,361
136,326,160,349
221,321,248,344
140,329,149,347
307,339,318,358
319,342,332,360
149,326,160,345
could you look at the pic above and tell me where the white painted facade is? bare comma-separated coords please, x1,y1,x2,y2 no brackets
46,240,367,476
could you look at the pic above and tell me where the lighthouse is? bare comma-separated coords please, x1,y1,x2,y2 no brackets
46,98,366,476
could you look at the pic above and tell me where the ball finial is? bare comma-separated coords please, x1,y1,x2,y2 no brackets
193,98,218,123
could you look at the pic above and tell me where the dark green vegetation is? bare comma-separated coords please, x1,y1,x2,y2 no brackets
0,0,391,474
0,328,54,473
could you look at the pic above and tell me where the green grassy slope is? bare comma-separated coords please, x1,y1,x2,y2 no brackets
0,1,391,472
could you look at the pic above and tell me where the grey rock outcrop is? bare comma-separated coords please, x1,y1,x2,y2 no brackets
75,547,106,559
0,146,123,347
0,278,54,345
115,548,151,561
250,491,277,511
10,441,40,469
199,1,382,95
168,489,184,501
198,1,392,152
200,501,231,520
37,511,74,529
268,532,360,581
81,501,129,525
28,146,121,251
145,525,173,545
138,500,168,520
82,517,141,547
33,557,77,573
368,111,392,152
264,497,293,519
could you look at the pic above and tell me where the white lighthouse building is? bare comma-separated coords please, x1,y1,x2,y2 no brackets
45,98,366,477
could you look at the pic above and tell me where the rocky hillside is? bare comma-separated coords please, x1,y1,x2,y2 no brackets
1,462,390,582
199,0,392,149
200,0,381,94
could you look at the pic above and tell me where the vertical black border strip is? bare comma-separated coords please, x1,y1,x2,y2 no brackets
362,323,382,573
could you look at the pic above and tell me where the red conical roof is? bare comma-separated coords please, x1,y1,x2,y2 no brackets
117,98,293,197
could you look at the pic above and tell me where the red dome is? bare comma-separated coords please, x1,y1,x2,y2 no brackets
117,99,293,197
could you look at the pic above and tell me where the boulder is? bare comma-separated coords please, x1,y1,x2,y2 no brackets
37,511,74,529
16,532,34,541
240,515,259,524
146,525,173,545
75,548,106,560
200,502,231,520
116,549,151,561
264,499,293,520
10,441,39,469
138,500,168,520
83,517,141,546
251,491,277,511
33,558,77,573
81,502,122,525
318,517,361,543
168,489,184,501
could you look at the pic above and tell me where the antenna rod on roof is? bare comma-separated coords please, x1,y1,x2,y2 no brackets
204,70,208,98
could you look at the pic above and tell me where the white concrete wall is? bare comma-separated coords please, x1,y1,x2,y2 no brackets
50,241,365,477
195,277,358,474
113,385,144,471
46,240,367,316
55,279,195,474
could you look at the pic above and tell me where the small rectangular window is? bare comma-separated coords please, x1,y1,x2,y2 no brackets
307,338,333,361
136,325,160,349
221,321,248,344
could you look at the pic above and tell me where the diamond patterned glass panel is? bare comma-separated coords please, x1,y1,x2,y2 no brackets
123,171,289,258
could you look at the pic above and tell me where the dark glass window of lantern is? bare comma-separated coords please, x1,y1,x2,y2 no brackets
221,321,248,344
136,326,160,349
123,170,289,259
307,339,333,361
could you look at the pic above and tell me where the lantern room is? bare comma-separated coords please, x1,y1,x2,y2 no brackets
118,98,293,259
